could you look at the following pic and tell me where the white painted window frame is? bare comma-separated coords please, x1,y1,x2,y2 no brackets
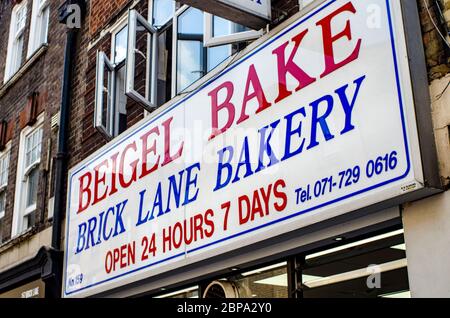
111,17,128,136
171,5,190,97
94,9,158,139
12,114,44,238
4,1,28,83
94,51,116,140
0,143,11,220
126,9,158,112
23,126,43,218
203,13,263,48
173,6,258,96
27,0,50,58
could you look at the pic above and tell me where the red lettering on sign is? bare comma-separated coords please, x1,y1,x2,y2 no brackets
316,1,362,78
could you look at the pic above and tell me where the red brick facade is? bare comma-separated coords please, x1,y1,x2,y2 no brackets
418,0,450,79
0,0,66,244
89,0,132,37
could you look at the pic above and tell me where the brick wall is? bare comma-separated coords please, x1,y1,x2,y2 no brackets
0,0,66,246
418,0,450,79
89,0,133,38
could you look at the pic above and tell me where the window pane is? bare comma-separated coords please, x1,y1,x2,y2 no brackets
0,153,9,186
95,52,114,136
25,128,43,168
14,35,24,72
156,25,173,106
116,66,127,134
207,45,229,72
302,231,409,298
0,192,5,213
26,168,39,208
153,0,174,27
213,16,230,37
40,6,50,44
177,40,203,92
5,154,9,184
116,66,127,115
17,6,27,31
178,7,203,35
26,141,32,167
176,8,234,93
0,158,3,185
114,26,128,64
212,15,250,38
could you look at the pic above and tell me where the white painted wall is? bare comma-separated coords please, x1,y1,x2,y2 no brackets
403,75,450,298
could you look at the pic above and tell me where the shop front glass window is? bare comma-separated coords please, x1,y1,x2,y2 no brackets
205,263,288,298
234,262,288,298
302,230,410,298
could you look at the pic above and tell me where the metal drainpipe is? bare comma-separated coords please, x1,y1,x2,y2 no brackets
53,0,85,250
47,1,85,297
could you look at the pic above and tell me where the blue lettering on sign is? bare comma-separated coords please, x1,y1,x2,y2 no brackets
136,162,201,227
75,200,128,255
214,75,366,192
295,150,399,204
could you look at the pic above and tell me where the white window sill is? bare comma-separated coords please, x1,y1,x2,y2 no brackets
0,44,48,99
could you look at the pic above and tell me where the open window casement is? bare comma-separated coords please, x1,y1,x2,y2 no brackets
203,13,263,48
94,9,158,140
126,9,158,112
94,51,116,140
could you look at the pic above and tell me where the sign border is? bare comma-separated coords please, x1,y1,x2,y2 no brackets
64,0,414,297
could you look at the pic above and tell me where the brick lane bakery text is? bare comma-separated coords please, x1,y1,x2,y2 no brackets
72,2,366,275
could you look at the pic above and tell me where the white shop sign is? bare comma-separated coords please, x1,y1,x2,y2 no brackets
64,0,424,297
